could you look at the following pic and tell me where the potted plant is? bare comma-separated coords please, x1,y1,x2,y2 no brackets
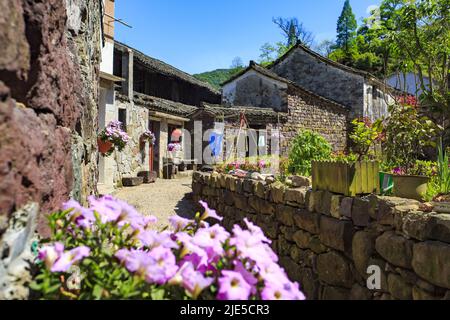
425,139,450,211
98,120,129,156
312,118,383,196
383,103,441,200
141,130,156,145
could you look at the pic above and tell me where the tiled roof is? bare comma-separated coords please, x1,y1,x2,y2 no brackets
115,41,220,96
117,92,198,117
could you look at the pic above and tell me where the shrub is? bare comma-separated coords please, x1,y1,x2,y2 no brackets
30,196,305,300
288,130,332,176
383,103,440,174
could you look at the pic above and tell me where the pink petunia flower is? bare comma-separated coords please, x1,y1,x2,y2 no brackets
217,270,252,300
199,201,223,221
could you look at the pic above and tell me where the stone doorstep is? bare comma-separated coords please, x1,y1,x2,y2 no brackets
122,176,144,187
137,171,157,183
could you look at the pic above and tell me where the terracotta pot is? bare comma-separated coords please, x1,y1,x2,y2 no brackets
392,175,430,200
98,138,113,155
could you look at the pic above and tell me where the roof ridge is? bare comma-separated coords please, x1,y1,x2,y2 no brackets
114,41,220,94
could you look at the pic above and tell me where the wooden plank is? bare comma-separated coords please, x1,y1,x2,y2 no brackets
361,161,368,194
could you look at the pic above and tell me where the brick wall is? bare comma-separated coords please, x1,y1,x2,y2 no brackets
281,86,349,155
192,172,450,300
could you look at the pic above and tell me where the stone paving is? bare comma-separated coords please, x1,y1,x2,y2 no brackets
113,177,198,229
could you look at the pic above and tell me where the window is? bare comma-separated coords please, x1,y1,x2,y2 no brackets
118,108,127,131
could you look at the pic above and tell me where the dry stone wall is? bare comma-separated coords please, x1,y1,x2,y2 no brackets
192,172,450,300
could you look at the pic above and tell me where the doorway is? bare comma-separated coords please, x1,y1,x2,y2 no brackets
149,120,160,175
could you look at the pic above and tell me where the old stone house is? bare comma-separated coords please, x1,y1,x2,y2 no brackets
221,61,349,154
268,43,394,121
98,40,221,193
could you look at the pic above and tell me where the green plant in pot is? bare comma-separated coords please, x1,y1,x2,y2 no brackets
424,139,450,211
383,103,441,200
312,118,382,196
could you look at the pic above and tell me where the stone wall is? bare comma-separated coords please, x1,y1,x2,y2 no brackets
192,172,450,300
283,86,349,154
112,95,151,186
0,0,102,299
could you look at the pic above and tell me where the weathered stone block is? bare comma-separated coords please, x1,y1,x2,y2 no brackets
254,181,267,198
388,273,413,300
233,194,248,211
218,174,227,188
284,188,306,205
270,182,286,204
330,195,344,219
402,211,434,241
291,175,311,188
276,205,295,226
319,216,354,253
352,197,371,227
412,241,450,289
349,283,372,300
309,236,327,254
299,268,320,299
293,209,321,234
317,251,353,288
319,191,333,216
352,231,377,276
321,285,351,300
122,176,143,187
375,231,414,269
425,214,450,243
293,230,311,249
256,215,278,239
280,226,297,242
259,200,275,215
412,286,441,300
339,197,353,218
242,178,255,194
192,182,203,196
223,190,235,206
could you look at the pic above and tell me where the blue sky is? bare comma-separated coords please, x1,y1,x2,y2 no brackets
115,0,381,74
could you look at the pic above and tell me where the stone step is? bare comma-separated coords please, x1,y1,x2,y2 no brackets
122,176,144,187
175,170,194,179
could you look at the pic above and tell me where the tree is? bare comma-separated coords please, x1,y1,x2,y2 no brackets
230,57,244,69
315,39,335,57
336,0,358,52
259,42,291,66
378,0,450,144
272,17,315,47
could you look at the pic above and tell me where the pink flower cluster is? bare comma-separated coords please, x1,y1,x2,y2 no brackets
38,243,90,273
101,121,129,146
168,142,182,152
39,196,305,300
142,130,156,145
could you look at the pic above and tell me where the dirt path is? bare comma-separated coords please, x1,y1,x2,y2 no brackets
112,177,197,229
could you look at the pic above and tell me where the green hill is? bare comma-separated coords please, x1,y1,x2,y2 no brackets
193,67,244,90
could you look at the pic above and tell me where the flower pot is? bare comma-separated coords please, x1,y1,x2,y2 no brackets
312,161,380,196
392,175,430,201
98,138,113,155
